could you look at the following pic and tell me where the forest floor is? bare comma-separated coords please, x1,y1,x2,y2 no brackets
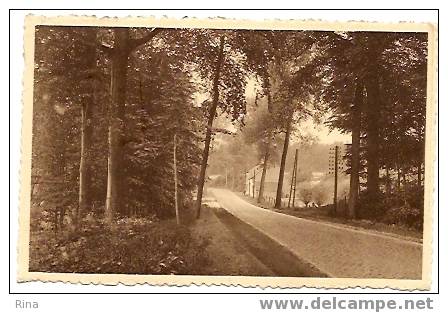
29,210,209,275
29,198,290,276
237,192,423,242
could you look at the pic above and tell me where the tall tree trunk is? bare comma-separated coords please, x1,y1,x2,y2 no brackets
105,29,129,223
173,134,180,225
266,81,273,113
78,98,93,223
417,161,423,209
196,36,225,219
417,162,422,189
56,135,67,231
102,28,162,223
397,165,401,191
365,67,381,202
402,168,408,205
385,165,391,196
258,147,270,203
348,82,362,218
418,130,424,190
77,28,97,226
275,119,292,209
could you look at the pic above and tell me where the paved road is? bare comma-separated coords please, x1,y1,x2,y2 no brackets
209,188,422,279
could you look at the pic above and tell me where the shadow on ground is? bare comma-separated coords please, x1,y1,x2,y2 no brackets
212,207,328,278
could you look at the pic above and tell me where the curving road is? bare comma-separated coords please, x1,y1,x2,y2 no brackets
209,188,422,279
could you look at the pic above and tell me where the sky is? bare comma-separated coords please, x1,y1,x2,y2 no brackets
298,119,351,145
244,77,351,146
193,75,352,146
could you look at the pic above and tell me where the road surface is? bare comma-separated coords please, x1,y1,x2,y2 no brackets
209,188,423,279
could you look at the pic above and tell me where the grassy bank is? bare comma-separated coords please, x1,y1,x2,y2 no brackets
237,192,423,242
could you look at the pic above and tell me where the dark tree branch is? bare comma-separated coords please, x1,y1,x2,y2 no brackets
129,28,164,51
205,125,235,136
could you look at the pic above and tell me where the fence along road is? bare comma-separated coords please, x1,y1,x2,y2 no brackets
209,188,422,279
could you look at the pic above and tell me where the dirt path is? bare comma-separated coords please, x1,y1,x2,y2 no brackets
210,188,423,279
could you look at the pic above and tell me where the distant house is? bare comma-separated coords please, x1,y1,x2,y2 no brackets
244,165,291,198
244,164,262,197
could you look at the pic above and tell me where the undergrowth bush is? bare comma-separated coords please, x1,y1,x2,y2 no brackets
29,214,210,275
357,187,424,231
382,206,423,231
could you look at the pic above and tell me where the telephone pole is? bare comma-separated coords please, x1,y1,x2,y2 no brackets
333,145,339,215
292,150,298,208
244,168,247,195
252,169,256,198
225,166,228,188
288,149,299,208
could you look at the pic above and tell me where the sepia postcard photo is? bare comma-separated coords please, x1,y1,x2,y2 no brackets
17,15,437,290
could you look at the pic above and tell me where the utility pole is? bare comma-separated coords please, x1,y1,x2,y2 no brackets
225,166,228,188
333,145,339,215
173,134,180,225
288,149,298,208
252,169,256,198
292,150,298,208
244,168,247,195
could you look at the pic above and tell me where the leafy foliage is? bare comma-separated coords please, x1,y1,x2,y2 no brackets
29,212,209,274
243,99,282,164
123,52,202,218
299,184,314,207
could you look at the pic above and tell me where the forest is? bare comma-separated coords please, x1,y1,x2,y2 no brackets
29,26,427,274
